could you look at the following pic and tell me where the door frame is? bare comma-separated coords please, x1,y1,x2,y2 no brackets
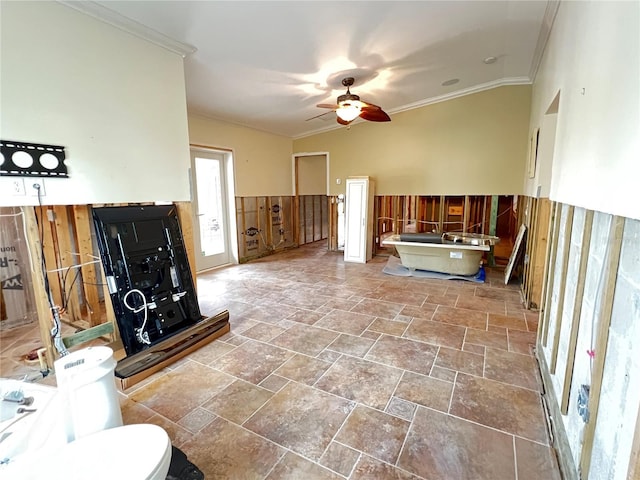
190,144,238,269
291,151,330,246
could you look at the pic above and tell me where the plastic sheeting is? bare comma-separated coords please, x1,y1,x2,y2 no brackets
0,207,37,330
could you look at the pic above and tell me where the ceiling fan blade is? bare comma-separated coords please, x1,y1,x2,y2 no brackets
360,104,391,122
336,116,351,126
317,103,338,109
306,111,334,121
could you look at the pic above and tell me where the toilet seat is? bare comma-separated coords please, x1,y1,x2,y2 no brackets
2,424,172,480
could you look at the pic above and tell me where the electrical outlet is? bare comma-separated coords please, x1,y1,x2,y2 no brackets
11,178,26,196
30,178,46,196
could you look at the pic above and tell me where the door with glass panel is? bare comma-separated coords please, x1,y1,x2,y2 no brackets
190,149,231,271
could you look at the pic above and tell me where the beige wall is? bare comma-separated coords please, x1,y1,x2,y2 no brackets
294,86,531,197
527,1,639,220
188,114,293,197
297,155,327,195
0,2,191,206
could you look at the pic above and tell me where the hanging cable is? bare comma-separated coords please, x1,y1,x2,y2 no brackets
34,186,68,356
123,289,151,345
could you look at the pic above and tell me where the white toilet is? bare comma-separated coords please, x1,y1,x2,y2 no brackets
2,423,172,479
0,347,173,479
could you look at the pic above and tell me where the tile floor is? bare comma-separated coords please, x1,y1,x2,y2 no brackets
3,241,562,479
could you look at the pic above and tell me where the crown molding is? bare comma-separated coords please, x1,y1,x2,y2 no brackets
58,1,197,57
529,0,561,82
387,77,532,116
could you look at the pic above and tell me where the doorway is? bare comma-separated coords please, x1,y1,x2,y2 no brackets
190,148,234,271
293,152,330,246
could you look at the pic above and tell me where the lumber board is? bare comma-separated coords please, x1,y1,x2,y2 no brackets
560,210,593,414
175,202,197,285
55,205,82,322
62,322,114,349
550,205,575,374
628,405,640,480
38,207,63,310
530,198,551,309
542,202,562,347
72,205,100,325
23,207,56,368
579,216,624,477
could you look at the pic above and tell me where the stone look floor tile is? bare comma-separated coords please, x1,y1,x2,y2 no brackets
130,361,235,422
180,416,285,479
432,305,488,329
243,381,355,461
146,414,194,448
462,342,485,355
274,353,333,385
202,379,273,424
327,333,375,357
216,339,294,384
187,339,236,366
430,365,457,383
314,355,403,409
335,405,410,464
426,293,459,307
351,299,404,320
397,406,516,480
366,334,438,375
367,318,409,336
270,323,340,357
484,347,542,391
259,374,290,392
400,303,437,320
316,349,342,362
314,309,376,335
241,322,288,342
435,347,484,376
403,318,466,349
394,371,453,412
319,442,361,477
488,312,529,331
515,436,562,480
377,290,427,307
464,327,508,350
324,297,362,311
351,455,422,480
266,452,344,479
286,309,327,325
475,286,523,303
450,373,549,443
508,329,537,355
6,242,561,480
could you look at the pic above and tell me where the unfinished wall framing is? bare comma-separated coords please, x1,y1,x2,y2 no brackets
372,194,518,260
298,195,329,246
236,196,296,262
536,199,640,480
21,202,196,368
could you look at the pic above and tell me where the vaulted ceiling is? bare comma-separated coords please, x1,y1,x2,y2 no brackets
71,1,553,138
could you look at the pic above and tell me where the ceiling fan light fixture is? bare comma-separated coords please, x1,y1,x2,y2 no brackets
336,100,362,122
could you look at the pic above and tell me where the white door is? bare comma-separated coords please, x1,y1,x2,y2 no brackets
344,178,368,263
190,149,231,271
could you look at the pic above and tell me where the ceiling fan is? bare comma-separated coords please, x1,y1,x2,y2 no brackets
312,77,391,125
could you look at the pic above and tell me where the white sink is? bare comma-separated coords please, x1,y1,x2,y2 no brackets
0,379,67,467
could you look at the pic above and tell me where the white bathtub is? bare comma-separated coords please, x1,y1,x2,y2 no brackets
382,233,498,276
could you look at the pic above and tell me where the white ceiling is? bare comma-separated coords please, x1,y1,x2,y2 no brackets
79,1,552,138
